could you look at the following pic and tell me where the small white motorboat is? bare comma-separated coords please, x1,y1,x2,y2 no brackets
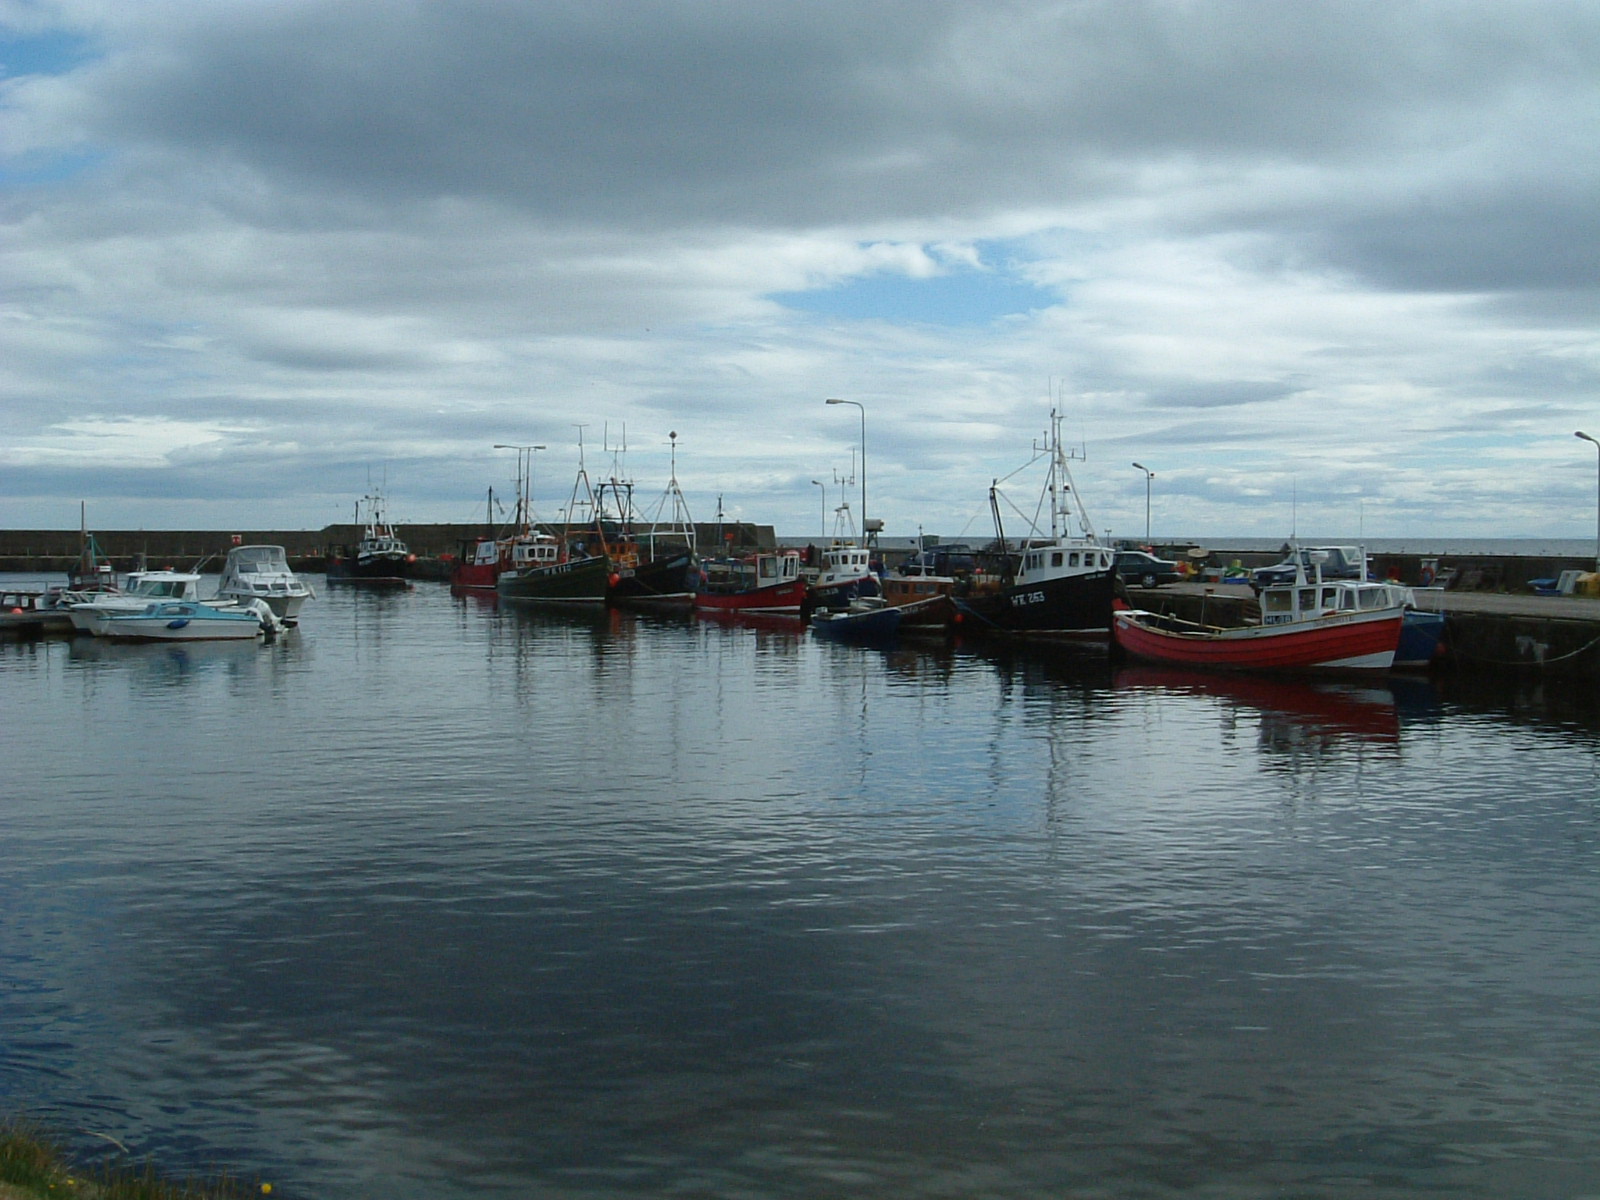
216,544,315,623
96,599,279,642
67,569,214,635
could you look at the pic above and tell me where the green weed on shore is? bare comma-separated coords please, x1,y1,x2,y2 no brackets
0,1122,272,1200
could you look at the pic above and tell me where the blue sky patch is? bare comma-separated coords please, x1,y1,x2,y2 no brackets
0,29,93,79
774,266,1058,327
0,148,107,186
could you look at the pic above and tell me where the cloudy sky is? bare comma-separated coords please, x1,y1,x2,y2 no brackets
3,0,1598,542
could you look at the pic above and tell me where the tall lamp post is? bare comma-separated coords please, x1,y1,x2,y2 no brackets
811,479,826,540
1576,432,1600,570
494,443,546,526
1132,462,1154,544
825,398,866,542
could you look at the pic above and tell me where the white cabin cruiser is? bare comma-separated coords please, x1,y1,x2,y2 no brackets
216,544,315,623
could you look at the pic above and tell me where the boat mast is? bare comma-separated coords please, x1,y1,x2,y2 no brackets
1049,407,1097,543
563,424,609,556
643,430,696,552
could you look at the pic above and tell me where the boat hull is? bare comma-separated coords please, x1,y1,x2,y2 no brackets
951,570,1114,639
810,604,902,642
1112,607,1403,672
1395,609,1446,670
218,591,308,622
449,560,499,590
807,573,880,611
610,549,697,608
694,578,808,615
497,555,611,603
881,576,957,634
98,604,265,642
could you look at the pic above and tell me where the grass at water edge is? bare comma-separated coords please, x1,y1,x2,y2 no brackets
0,1122,273,1200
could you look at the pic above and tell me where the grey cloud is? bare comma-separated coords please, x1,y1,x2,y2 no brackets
76,2,1599,241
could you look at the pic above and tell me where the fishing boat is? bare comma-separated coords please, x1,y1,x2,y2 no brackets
1112,551,1405,673
451,469,571,592
807,539,879,612
882,586,957,635
804,495,879,613
694,550,807,614
215,544,314,623
326,490,414,586
877,541,965,634
1334,565,1445,669
450,486,511,590
601,433,699,610
497,543,611,603
96,599,278,642
1255,546,1443,670
497,442,612,605
810,596,902,643
948,410,1116,640
39,504,122,611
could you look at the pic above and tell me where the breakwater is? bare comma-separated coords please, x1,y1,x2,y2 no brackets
0,521,777,574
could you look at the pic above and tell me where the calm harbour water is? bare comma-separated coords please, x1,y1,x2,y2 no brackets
4,577,1600,1199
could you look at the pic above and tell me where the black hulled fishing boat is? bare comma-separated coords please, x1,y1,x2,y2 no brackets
326,490,414,586
950,410,1116,641
605,432,698,610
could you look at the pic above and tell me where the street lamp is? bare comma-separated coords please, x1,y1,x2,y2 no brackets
1576,432,1600,570
1132,462,1153,543
494,443,546,526
825,398,866,542
811,479,826,540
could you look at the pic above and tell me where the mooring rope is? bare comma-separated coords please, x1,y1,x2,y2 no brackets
1445,630,1600,667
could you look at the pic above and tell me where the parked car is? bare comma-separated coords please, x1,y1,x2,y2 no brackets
1115,550,1181,588
1249,545,1367,588
899,544,977,576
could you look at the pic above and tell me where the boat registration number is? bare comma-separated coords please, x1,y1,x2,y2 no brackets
1011,591,1046,607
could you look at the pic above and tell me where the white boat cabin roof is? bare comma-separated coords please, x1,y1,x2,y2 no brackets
124,571,207,599
1260,577,1407,626
224,545,292,570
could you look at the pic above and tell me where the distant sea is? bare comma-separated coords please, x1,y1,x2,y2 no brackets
1163,536,1599,558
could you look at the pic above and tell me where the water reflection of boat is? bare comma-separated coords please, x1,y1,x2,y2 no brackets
1114,664,1401,742
694,607,806,636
